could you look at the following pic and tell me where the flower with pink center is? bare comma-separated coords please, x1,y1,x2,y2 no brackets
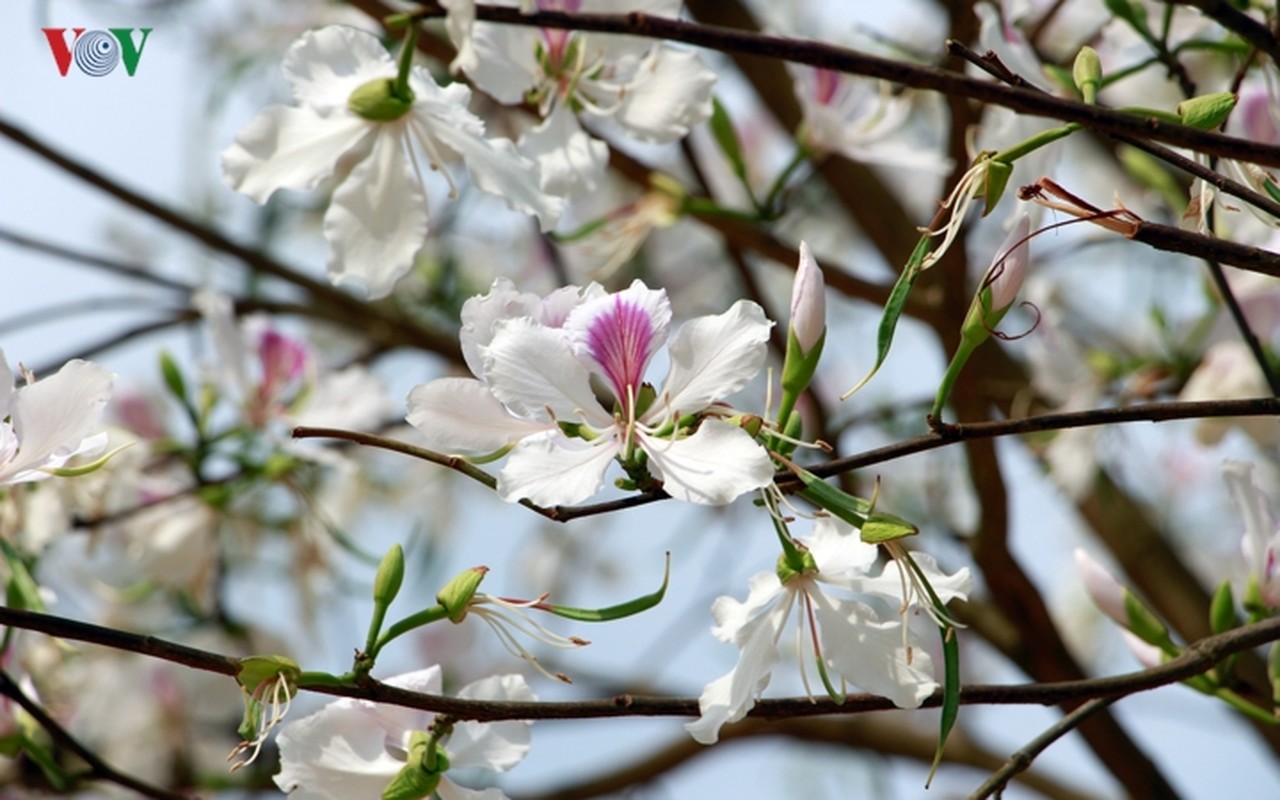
408,279,776,506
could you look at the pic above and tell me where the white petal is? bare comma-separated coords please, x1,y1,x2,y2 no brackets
284,26,398,112
710,571,784,641
659,300,771,416
460,278,542,376
192,290,253,400
222,106,373,204
565,281,671,404
463,22,540,104
685,585,792,744
437,781,509,800
805,516,880,578
811,591,938,709
449,675,534,771
273,700,403,799
611,46,715,142
498,430,618,505
370,667,444,743
440,0,480,75
519,105,610,197
641,419,773,505
4,360,113,483
407,378,549,454
0,350,14,420
324,124,429,299
482,318,604,423
411,103,564,231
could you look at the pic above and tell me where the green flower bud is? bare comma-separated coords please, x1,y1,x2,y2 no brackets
437,566,488,623
374,544,406,610
981,159,1013,215
1176,91,1237,131
1123,589,1176,652
1073,46,1102,104
1209,579,1240,635
860,511,918,544
349,77,415,121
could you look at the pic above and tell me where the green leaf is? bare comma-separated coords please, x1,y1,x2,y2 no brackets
548,553,670,621
1,539,45,613
159,350,187,402
927,621,961,787
841,234,931,400
709,97,747,180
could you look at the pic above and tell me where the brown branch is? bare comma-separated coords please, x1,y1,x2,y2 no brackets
4,589,1279,723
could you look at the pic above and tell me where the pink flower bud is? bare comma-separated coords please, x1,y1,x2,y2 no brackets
1075,548,1128,627
791,242,826,355
985,213,1031,313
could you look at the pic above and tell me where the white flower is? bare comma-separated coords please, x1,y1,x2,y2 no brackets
1222,460,1280,608
274,666,534,800
790,65,950,174
0,350,113,486
407,279,775,506
686,517,971,744
222,26,563,298
194,291,391,432
449,0,716,196
1179,340,1280,448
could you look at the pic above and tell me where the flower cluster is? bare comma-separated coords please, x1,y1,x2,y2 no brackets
407,279,775,506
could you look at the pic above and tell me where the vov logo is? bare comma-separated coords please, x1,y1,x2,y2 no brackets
41,28,153,77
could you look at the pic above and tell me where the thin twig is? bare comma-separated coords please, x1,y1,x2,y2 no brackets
968,696,1118,800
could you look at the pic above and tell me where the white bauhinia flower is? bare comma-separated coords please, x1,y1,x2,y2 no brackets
275,666,534,800
1223,460,1280,608
407,279,775,506
686,517,970,744
222,25,563,299
789,65,950,174
447,0,716,197
0,350,113,486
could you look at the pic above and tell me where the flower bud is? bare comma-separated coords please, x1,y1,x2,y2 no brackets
1073,46,1102,104
374,544,406,610
962,213,1030,337
789,242,826,356
437,566,488,623
1075,549,1128,627
1176,91,1237,131
781,243,827,399
348,77,414,121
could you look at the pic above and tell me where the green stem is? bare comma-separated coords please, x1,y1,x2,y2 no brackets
391,23,419,102
371,604,450,661
761,146,811,216
992,122,1080,164
930,332,982,421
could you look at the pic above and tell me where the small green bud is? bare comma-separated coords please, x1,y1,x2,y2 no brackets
1073,46,1102,104
349,77,414,121
437,566,488,623
374,544,406,610
159,350,187,401
981,159,1013,215
776,546,817,584
782,408,803,442
1176,91,1237,130
709,97,747,178
860,511,919,544
1209,579,1239,635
